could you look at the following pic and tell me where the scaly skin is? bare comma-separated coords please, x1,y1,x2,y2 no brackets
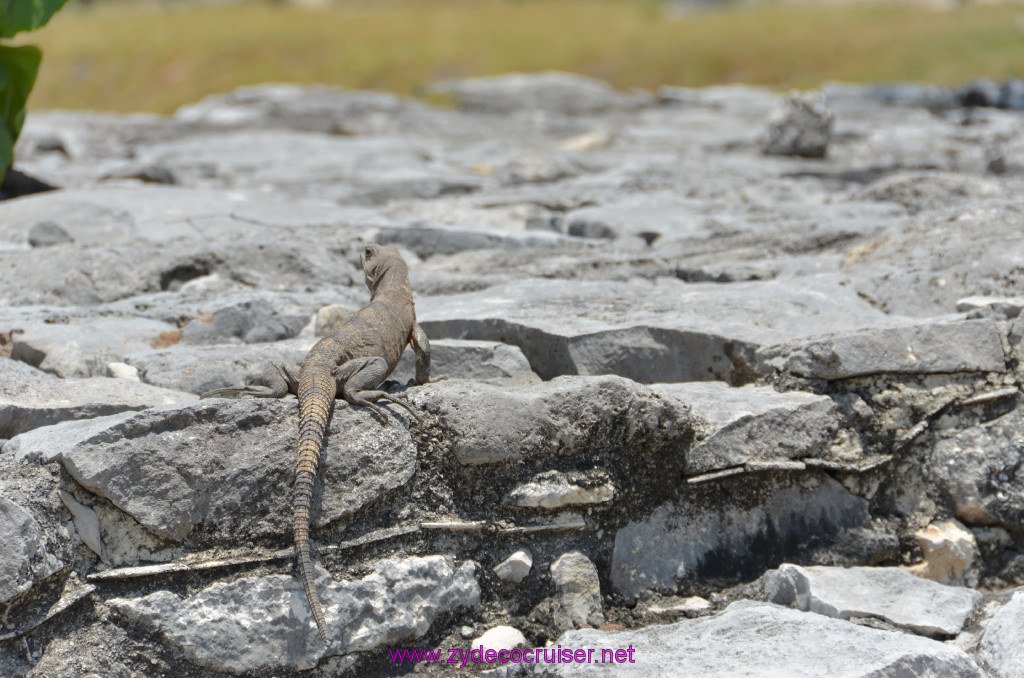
202,244,431,644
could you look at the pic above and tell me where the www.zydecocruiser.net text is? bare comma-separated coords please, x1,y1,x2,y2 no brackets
389,645,638,667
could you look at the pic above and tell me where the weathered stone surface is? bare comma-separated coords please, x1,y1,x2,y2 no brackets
494,550,533,584
979,590,1024,678
109,556,479,673
180,299,307,345
0,368,194,438
9,316,181,378
412,375,690,465
124,340,312,395
653,382,840,474
376,224,566,257
0,497,64,604
611,473,869,603
764,564,981,637
758,317,1007,380
519,601,983,677
924,409,1024,529
6,399,416,542
845,201,1024,317
428,71,648,114
853,171,1002,215
550,551,604,630
419,275,896,382
391,339,540,387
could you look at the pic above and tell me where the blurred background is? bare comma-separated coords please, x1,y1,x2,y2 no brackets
17,0,1024,115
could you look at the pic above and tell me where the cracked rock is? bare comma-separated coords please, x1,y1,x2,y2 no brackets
110,556,480,673
764,564,982,637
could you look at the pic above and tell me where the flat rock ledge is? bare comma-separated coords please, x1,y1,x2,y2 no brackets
764,563,982,637
506,601,983,677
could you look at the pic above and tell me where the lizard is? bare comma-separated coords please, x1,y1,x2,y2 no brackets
201,243,430,644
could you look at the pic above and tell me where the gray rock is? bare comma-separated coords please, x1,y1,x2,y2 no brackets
520,601,983,677
653,382,840,475
757,317,1007,380
845,201,1024,317
124,339,312,395
494,550,533,584
9,316,181,378
550,551,604,630
27,220,73,248
853,171,1002,215
428,71,648,115
611,473,869,603
0,496,65,604
924,408,1024,529
418,275,896,382
764,564,982,637
180,299,308,345
6,398,416,542
0,368,194,438
314,303,359,337
392,339,540,387
110,556,479,673
979,590,1024,678
375,224,566,258
762,92,833,158
412,375,691,466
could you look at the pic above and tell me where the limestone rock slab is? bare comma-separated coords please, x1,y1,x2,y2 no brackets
110,556,479,673
980,590,1024,678
6,398,416,542
412,375,691,466
653,382,840,474
764,564,981,637
125,340,313,395
0,364,194,438
519,601,983,677
419,275,897,382
758,317,1007,380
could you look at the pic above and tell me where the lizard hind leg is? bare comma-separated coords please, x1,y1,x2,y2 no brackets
334,357,420,423
200,362,297,399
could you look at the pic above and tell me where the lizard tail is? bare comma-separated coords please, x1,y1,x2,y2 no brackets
294,379,333,644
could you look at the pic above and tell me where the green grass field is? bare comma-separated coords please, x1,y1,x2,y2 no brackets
20,0,1024,114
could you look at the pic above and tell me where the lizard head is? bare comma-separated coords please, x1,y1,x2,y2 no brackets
360,243,407,292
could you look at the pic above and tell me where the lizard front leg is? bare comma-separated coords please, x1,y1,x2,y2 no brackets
410,323,431,386
201,362,298,399
334,356,420,423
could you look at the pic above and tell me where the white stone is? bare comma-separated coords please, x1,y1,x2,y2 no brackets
472,625,527,653
907,520,979,585
494,549,533,584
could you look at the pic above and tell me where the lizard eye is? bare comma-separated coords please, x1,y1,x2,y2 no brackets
363,246,373,259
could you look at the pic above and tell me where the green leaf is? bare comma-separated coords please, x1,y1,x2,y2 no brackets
0,44,41,182
0,0,69,38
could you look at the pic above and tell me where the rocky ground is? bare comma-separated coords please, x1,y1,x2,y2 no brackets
1,71,1024,677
